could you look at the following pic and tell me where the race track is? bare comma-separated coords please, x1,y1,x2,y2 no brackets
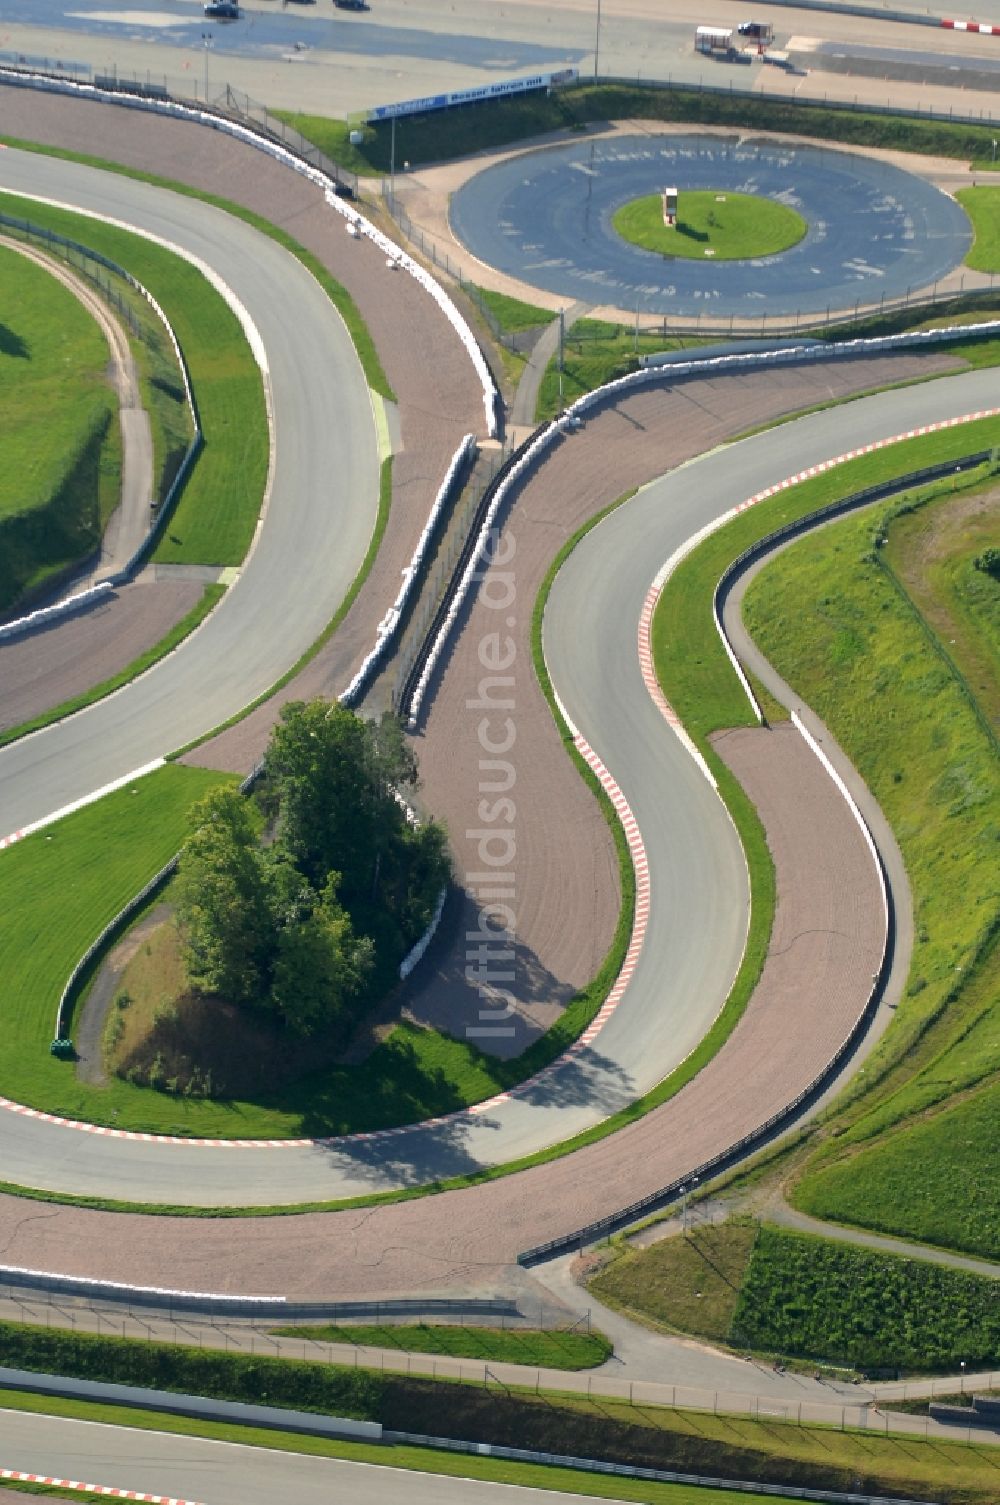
0,84,992,1283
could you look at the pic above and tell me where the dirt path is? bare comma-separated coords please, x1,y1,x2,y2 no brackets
74,903,173,1088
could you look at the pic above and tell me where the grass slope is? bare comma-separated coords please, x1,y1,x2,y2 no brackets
590,1223,758,1343
0,245,116,609
0,190,267,568
536,320,708,422
613,192,806,261
794,1085,1000,1260
739,484,1000,1246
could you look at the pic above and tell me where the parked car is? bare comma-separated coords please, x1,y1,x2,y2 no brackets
204,1,239,16
334,0,369,9
737,20,769,37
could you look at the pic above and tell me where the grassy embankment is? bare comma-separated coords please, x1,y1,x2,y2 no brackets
591,1221,1000,1374
0,192,266,567
0,243,118,613
612,191,806,260
1,1318,998,1502
740,483,1000,1259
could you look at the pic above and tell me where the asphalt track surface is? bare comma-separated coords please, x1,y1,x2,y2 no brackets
0,1410,638,1505
0,147,380,838
0,92,993,1238
449,133,972,318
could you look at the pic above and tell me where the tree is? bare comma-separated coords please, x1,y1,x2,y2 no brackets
176,787,273,1004
267,700,417,906
269,877,373,1036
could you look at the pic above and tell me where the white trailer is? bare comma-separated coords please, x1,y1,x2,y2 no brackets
694,25,734,55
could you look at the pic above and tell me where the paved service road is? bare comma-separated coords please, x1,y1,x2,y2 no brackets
0,148,379,839
0,1409,640,1505
450,133,972,318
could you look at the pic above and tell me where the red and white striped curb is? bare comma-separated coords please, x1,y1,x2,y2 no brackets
942,17,1000,32
2,410,997,1152
0,1468,202,1504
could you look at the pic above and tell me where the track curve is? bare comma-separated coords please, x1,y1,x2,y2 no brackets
0,87,993,1290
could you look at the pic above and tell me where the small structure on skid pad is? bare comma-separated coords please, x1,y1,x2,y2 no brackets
662,186,678,228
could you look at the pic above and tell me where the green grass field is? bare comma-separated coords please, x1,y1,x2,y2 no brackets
592,1222,1000,1374
794,1085,1000,1260
613,192,806,261
0,191,267,568
0,244,117,609
956,186,1000,272
273,1322,612,1370
469,284,552,333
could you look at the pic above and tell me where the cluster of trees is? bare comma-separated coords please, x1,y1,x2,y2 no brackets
176,700,449,1037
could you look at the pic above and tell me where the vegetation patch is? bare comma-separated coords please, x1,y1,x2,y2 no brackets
468,284,552,334
104,702,448,1099
591,1222,1000,1375
274,1322,612,1370
730,1227,1000,1373
0,244,117,611
590,1222,758,1343
0,190,267,569
612,192,806,261
956,186,1000,273
793,1085,1000,1260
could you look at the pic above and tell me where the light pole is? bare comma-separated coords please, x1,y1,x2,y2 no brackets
557,306,565,412
390,114,396,206
201,31,212,104
594,0,602,80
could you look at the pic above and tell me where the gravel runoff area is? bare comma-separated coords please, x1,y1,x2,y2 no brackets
0,718,885,1298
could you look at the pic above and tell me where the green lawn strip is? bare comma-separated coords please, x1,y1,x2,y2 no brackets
956,187,1000,272
613,192,805,261
738,483,1000,1139
730,1226,1000,1374
468,284,552,333
272,1323,612,1369
0,1329,994,1505
793,1084,1000,1262
0,189,266,569
0,585,223,753
0,136,391,401
279,85,1000,178
0,246,117,610
589,1222,759,1344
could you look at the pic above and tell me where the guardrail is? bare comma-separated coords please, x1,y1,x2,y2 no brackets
0,1265,520,1320
385,1430,935,1504
0,63,500,441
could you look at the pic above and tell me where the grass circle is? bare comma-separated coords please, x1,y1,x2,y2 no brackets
613,190,807,261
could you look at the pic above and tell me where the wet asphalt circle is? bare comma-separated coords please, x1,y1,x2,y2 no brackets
449,133,971,319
